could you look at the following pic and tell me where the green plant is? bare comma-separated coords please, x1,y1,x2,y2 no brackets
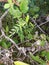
1,0,49,65
4,0,31,42
4,0,29,19
10,16,34,42
4,0,35,42
29,52,46,65
0,39,11,48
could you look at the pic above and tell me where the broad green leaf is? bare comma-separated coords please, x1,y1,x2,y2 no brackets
14,61,29,65
2,42,8,49
9,7,22,18
4,3,10,9
20,0,29,13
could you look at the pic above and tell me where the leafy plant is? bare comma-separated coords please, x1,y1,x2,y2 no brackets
4,0,29,19
0,40,11,49
41,51,49,61
20,0,29,13
29,52,46,65
4,0,32,42
10,17,34,42
29,0,40,16
1,0,49,65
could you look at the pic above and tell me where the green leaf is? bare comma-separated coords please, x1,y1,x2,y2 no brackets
46,35,49,42
2,42,8,49
29,52,45,64
6,42,11,48
20,0,29,13
18,26,24,42
41,51,49,61
26,14,29,23
33,14,39,19
9,7,22,18
33,6,40,13
41,51,46,57
30,0,34,7
46,52,49,60
4,3,10,9
40,34,46,40
18,18,26,27
6,25,9,33
40,40,45,46
40,63,47,65
27,34,33,39
14,61,29,65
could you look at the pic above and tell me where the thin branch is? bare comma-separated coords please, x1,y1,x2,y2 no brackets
1,29,26,56
0,9,20,51
30,17,46,34
0,9,26,56
0,9,9,31
39,21,49,26
1,29,20,51
0,9,9,20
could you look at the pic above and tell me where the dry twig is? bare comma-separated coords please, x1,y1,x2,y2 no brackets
30,17,46,34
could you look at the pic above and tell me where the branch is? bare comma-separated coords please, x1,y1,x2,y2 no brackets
0,9,26,56
39,21,49,26
1,29,20,50
0,9,9,30
0,9,9,20
30,17,46,34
